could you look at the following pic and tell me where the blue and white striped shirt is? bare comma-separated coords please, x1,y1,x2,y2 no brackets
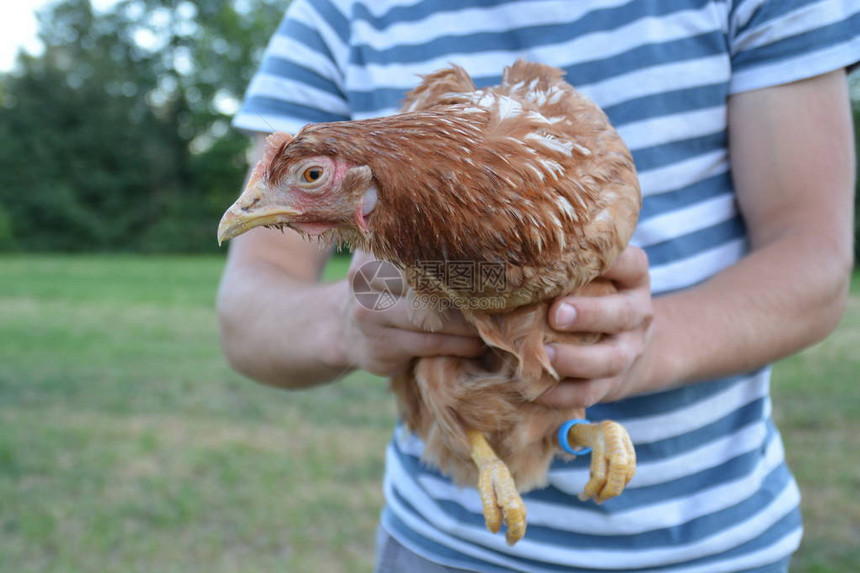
233,1,860,571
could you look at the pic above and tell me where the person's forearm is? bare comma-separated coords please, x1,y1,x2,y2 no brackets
640,230,851,394
217,259,353,389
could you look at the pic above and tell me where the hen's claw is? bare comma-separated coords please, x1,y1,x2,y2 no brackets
568,420,636,503
468,430,527,545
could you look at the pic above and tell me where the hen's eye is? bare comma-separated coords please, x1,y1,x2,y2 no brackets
302,167,323,183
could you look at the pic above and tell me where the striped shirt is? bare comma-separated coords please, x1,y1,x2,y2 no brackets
233,1,860,571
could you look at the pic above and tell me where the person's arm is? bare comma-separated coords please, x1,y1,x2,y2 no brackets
542,69,855,408
217,135,483,389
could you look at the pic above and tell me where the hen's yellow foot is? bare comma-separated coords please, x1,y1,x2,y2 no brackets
467,430,527,545
567,420,636,503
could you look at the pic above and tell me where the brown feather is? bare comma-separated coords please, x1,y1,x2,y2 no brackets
384,62,640,491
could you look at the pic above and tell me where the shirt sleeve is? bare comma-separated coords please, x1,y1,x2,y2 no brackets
727,0,860,94
232,0,352,134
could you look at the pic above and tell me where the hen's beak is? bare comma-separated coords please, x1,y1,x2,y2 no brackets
217,176,300,245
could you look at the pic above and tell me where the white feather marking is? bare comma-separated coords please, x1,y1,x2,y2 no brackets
524,132,574,156
571,142,593,156
532,228,543,253
547,87,565,104
594,209,611,222
477,92,495,108
524,111,550,124
453,128,476,138
495,95,523,120
506,137,537,154
557,196,576,219
537,158,564,179
526,163,545,182
527,84,563,105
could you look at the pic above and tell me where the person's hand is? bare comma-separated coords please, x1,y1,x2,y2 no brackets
540,246,654,409
340,251,483,376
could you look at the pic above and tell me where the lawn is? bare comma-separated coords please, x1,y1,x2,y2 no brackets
0,254,857,573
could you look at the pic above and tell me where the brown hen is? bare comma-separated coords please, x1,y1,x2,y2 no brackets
218,60,641,545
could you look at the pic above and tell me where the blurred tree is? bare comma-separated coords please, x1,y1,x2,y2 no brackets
0,0,284,251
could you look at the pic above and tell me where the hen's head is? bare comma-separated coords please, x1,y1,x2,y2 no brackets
217,131,378,245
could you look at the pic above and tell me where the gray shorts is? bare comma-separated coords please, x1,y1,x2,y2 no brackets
374,527,476,573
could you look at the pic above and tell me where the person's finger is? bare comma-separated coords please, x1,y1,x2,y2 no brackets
394,329,485,358
351,294,479,339
538,378,609,409
549,294,645,334
601,246,650,288
545,337,638,380
360,295,478,336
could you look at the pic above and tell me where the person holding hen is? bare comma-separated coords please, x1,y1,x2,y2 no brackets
216,1,859,572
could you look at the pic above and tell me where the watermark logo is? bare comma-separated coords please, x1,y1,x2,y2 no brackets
351,260,508,312
351,260,403,311
411,260,507,293
409,293,506,312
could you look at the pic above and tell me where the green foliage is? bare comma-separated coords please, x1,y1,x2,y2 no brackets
0,0,285,252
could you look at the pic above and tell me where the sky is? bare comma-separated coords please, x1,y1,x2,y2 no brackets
0,0,117,72
0,1,52,71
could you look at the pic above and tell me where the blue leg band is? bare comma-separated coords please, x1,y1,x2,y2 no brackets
557,419,592,456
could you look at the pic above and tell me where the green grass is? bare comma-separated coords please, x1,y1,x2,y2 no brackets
0,254,392,573
0,255,857,572
770,277,860,572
